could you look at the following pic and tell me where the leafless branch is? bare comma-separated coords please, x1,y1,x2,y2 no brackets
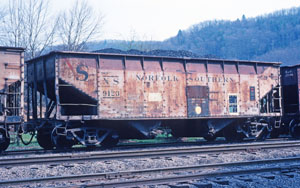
0,0,57,59
0,6,7,44
0,6,5,20
57,0,104,51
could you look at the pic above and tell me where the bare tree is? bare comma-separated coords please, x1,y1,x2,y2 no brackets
1,0,57,59
22,0,57,58
57,0,104,51
0,1,24,47
123,29,139,50
0,6,5,20
0,6,7,44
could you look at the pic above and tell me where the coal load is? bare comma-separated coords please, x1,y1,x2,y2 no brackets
94,48,201,58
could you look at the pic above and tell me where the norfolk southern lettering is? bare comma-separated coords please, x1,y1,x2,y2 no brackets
136,74,234,83
136,75,179,82
187,76,234,83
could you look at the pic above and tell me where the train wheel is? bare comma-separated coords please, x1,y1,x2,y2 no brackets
37,130,54,150
51,128,73,149
171,128,182,138
223,125,244,142
289,119,300,139
256,127,268,141
203,132,216,141
269,128,281,138
101,132,119,148
0,128,10,152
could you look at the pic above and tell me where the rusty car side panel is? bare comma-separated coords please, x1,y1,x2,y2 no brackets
207,61,225,116
0,47,24,123
0,49,22,90
186,61,209,117
142,59,166,118
238,63,258,116
59,57,98,99
124,57,145,118
258,65,280,99
98,56,125,118
239,74,258,115
162,60,187,118
25,51,282,121
223,62,240,115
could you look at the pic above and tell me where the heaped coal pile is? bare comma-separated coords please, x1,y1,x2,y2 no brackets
94,48,201,58
146,49,201,58
94,48,124,54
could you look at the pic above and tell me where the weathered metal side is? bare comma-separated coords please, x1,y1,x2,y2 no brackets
26,51,281,121
124,57,145,118
186,60,209,117
23,51,286,147
281,65,300,115
0,46,24,151
0,47,24,124
98,55,125,118
280,64,300,139
298,67,300,113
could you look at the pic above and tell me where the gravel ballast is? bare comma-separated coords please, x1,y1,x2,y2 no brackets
1,143,300,187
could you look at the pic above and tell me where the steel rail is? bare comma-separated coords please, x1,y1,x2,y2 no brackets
2,140,199,156
1,140,300,167
89,164,299,188
2,137,291,156
0,157,299,187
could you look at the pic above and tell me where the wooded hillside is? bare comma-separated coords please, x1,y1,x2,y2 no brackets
88,7,300,65
163,7,300,65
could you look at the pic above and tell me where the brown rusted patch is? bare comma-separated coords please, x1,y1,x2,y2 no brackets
0,47,24,121
143,59,165,117
239,74,258,115
207,73,225,116
59,57,98,99
124,58,144,118
258,66,279,97
224,74,239,115
163,61,186,117
25,51,282,120
187,86,208,98
0,51,22,90
99,57,124,118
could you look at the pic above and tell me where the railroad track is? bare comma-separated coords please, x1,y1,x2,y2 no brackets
2,137,292,156
1,156,299,187
1,140,300,167
3,139,199,156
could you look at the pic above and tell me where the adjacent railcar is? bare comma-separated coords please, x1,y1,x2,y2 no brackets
0,46,24,151
281,65,300,138
25,51,282,149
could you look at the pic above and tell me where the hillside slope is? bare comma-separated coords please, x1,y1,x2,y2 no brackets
88,7,300,65
164,7,300,65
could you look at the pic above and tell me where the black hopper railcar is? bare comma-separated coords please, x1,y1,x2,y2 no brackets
280,65,300,139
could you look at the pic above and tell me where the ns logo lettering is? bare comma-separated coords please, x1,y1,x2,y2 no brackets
66,60,89,81
76,64,89,81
